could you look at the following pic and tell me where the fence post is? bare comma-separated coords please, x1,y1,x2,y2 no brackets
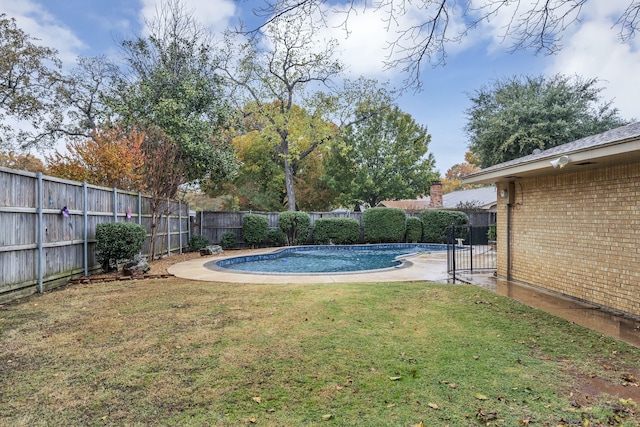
137,192,142,225
83,182,88,277
178,200,183,254
451,225,456,283
167,197,171,258
37,172,43,293
113,188,117,222
469,225,473,273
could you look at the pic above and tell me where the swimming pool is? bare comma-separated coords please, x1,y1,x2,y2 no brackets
208,244,447,274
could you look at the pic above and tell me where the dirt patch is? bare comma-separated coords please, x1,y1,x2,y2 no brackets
567,366,640,408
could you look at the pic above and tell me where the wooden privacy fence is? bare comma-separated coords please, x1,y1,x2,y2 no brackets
196,211,364,246
0,167,190,303
196,210,496,247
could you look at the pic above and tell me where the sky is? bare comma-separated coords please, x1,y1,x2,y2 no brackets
2,0,640,174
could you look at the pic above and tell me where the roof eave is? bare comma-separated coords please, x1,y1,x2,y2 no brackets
463,138,640,184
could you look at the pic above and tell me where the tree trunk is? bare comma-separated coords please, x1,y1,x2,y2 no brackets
283,157,297,211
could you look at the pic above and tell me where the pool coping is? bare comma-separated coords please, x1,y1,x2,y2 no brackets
168,247,452,284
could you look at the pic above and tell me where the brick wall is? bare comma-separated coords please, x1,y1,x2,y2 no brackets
496,162,640,317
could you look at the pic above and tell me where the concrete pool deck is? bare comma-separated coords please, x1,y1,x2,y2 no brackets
168,247,452,284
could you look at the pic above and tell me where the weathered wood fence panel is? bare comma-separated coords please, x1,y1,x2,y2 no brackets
198,211,365,246
0,167,190,303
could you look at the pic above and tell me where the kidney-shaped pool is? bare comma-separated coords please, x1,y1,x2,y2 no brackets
207,244,447,274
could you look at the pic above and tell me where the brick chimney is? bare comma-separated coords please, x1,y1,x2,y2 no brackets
429,180,443,208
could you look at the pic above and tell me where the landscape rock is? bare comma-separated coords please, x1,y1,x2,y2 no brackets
123,255,150,276
200,245,224,256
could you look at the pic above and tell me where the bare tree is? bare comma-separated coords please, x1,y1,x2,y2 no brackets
245,0,639,88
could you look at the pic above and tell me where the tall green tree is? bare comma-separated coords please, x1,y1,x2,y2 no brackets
208,103,339,211
325,104,438,208
112,0,239,196
465,74,629,168
0,14,62,151
219,14,389,211
109,0,239,256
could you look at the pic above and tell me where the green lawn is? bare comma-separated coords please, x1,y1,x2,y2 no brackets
1,279,639,426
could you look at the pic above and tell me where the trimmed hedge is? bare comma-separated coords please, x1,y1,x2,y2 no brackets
95,222,147,272
313,218,360,245
279,211,311,246
420,210,468,243
266,228,286,247
220,232,236,250
363,207,407,243
405,216,423,243
242,214,268,248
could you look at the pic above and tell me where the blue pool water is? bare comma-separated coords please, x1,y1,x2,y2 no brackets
209,244,447,274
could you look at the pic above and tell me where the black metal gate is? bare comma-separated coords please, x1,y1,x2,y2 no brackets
446,225,497,282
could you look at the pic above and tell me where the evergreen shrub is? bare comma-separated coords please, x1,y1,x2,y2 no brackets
363,207,406,243
279,211,311,245
405,216,423,243
420,210,468,243
188,234,209,252
313,218,360,245
95,222,147,272
220,232,236,250
266,228,286,247
242,214,268,248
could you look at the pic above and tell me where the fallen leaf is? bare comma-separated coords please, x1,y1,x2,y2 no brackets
449,383,458,389
472,355,479,360
322,414,333,421
476,408,498,422
389,376,402,381
249,417,257,423
474,393,489,400
409,422,424,427
336,385,344,391
386,403,396,408
428,402,439,410
252,396,262,404
519,417,531,425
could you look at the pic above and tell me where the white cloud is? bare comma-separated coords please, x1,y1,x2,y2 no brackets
316,1,471,81
546,2,640,120
1,0,86,65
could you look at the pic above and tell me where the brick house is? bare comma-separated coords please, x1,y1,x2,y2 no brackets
463,122,640,318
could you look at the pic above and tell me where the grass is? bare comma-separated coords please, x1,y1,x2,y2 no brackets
1,278,639,426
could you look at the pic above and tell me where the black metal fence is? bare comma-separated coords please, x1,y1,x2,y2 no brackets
446,225,497,282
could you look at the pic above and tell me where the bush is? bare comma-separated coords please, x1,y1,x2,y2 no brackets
405,216,423,243
220,232,236,250
313,218,360,245
363,207,406,243
188,234,209,252
279,211,311,246
266,228,286,247
95,222,147,272
243,214,268,248
420,210,469,243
